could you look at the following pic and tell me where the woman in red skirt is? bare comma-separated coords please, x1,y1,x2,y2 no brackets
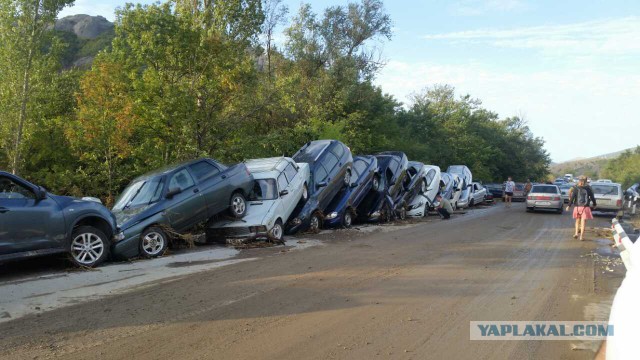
566,176,597,241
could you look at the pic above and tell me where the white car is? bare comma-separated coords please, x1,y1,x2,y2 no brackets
208,157,310,242
469,182,487,206
450,174,463,210
407,165,442,217
591,182,624,213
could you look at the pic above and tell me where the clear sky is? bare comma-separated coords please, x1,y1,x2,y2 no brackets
60,0,639,163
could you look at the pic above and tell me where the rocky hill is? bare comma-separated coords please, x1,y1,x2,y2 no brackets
54,15,115,68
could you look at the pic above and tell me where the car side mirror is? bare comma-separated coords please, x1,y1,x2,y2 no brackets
317,181,328,188
350,182,358,188
279,190,289,197
166,187,182,199
36,186,47,200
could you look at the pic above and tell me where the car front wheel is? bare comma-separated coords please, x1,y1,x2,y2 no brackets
140,227,168,258
343,210,353,228
229,192,247,218
309,212,322,233
69,226,110,267
269,220,284,243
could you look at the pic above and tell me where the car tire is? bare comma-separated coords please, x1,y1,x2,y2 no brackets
301,183,309,201
382,203,393,223
470,199,475,207
342,210,353,228
69,226,110,268
372,175,380,192
309,212,322,233
269,220,284,243
140,226,168,258
557,207,564,214
526,207,534,213
344,170,351,187
229,192,247,218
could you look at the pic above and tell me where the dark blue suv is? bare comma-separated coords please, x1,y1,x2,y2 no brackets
0,172,117,267
288,140,353,233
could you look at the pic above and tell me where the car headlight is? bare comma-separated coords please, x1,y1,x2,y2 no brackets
291,218,302,225
408,202,423,210
325,212,338,219
113,231,125,242
371,211,381,217
249,225,267,233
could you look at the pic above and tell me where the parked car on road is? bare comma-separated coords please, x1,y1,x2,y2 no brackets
407,165,441,217
483,186,494,203
0,172,117,267
207,157,309,242
324,156,378,228
526,184,563,213
112,158,254,259
591,182,624,213
287,140,353,233
470,182,487,206
485,183,504,199
559,184,572,203
512,183,527,202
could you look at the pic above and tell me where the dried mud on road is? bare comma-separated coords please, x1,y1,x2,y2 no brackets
0,203,624,360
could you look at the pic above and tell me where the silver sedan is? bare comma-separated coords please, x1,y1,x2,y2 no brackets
526,184,564,214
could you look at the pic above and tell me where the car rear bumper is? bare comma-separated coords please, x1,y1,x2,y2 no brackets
526,199,563,210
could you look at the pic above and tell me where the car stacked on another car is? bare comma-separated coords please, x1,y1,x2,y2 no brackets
407,165,441,217
324,155,379,228
450,174,463,210
0,172,118,267
376,151,410,219
287,140,353,233
207,157,310,242
111,158,255,259
357,152,408,222
591,182,624,214
526,184,563,213
447,165,473,209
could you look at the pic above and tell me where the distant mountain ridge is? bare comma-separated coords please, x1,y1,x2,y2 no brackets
551,146,638,178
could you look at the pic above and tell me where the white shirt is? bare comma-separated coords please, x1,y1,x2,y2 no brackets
505,181,515,193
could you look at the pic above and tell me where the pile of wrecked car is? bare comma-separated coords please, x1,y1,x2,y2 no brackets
0,139,491,268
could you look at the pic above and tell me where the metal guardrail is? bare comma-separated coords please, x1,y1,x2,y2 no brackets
612,218,635,271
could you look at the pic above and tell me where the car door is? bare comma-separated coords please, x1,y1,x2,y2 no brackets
188,160,223,217
275,172,290,219
320,151,341,208
0,176,62,254
164,168,207,231
313,164,331,209
282,163,301,217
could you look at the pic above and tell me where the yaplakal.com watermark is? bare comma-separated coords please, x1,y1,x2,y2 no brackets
470,321,613,340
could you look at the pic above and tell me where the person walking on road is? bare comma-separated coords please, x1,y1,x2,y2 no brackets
504,177,515,208
567,176,597,241
435,194,453,220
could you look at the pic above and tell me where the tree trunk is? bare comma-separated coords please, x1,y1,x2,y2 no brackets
11,0,40,174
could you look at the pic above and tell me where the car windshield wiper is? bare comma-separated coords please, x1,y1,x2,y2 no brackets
122,182,146,210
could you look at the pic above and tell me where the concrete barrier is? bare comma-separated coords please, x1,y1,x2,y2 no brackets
612,218,636,271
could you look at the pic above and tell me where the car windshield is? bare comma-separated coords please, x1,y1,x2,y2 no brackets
515,184,525,191
113,176,165,211
592,185,618,195
532,185,558,194
252,179,278,200
559,185,571,190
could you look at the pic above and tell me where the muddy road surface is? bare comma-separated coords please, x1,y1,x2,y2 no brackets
0,203,621,359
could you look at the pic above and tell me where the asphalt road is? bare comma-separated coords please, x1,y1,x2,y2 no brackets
0,202,620,359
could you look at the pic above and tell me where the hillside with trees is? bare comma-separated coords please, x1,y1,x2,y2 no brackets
0,0,551,205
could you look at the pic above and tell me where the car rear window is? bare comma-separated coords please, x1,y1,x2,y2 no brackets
592,185,619,195
189,161,219,181
515,184,525,191
531,185,558,194
293,142,329,163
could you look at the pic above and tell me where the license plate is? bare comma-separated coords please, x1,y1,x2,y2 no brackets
537,201,551,206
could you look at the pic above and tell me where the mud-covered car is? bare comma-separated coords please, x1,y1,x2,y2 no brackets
0,172,117,267
324,155,379,228
470,182,487,206
287,140,353,233
111,158,254,259
207,157,309,242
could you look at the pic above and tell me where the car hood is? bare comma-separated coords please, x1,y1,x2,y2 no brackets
112,204,156,229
